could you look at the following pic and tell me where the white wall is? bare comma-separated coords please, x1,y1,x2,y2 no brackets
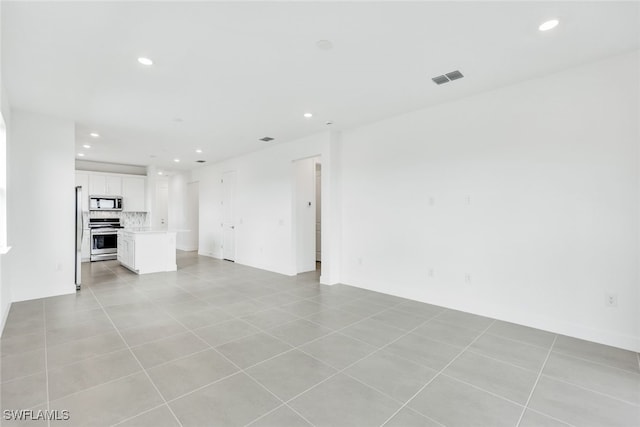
193,133,336,279
339,51,640,351
5,110,76,302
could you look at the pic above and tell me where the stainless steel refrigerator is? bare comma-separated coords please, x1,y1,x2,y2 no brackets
75,186,83,290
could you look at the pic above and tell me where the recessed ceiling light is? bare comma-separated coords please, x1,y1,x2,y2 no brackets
90,132,99,138
174,158,180,162
138,57,153,66
157,171,163,175
83,144,91,149
539,19,559,31
195,149,203,153
77,153,85,157
316,40,333,50
303,113,313,118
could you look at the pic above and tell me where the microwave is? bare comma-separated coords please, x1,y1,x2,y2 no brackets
89,195,123,211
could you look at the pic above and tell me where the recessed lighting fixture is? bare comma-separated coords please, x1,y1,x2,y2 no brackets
90,132,99,138
83,144,91,149
539,19,559,32
316,40,333,50
303,113,313,118
195,149,203,153
260,136,275,142
325,121,333,126
77,153,85,157
157,171,163,175
138,57,153,66
174,158,180,163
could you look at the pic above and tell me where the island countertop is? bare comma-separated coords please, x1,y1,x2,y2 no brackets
120,228,187,234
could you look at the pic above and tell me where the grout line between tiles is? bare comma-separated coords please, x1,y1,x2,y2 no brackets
85,285,185,427
536,373,640,407
32,257,634,427
108,403,168,427
103,270,318,427
515,335,557,427
379,319,497,427
549,347,640,376
523,407,577,427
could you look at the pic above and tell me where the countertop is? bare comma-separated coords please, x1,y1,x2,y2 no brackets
120,228,188,234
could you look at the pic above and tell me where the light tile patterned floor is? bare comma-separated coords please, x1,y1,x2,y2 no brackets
1,251,639,426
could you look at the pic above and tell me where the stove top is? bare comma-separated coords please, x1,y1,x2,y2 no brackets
88,218,123,229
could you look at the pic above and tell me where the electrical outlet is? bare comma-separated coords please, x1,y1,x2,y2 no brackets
357,257,363,266
428,268,434,278
605,293,618,307
428,196,435,206
465,273,471,283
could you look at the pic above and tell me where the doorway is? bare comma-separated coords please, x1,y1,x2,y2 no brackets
315,162,322,271
185,181,199,251
153,177,168,229
294,156,321,274
222,171,236,262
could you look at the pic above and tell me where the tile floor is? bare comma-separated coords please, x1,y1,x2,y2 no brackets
1,251,639,427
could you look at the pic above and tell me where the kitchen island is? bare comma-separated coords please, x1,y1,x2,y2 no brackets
117,228,177,274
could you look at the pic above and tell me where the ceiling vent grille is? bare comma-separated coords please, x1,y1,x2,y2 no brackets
432,70,464,85
260,136,275,142
195,160,206,163
432,75,449,85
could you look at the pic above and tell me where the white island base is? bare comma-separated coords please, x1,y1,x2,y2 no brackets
118,229,177,274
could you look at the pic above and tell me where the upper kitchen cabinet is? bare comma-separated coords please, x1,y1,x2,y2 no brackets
75,172,90,211
89,174,122,196
122,177,146,212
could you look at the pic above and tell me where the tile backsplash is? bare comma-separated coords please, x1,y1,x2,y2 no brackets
84,211,149,228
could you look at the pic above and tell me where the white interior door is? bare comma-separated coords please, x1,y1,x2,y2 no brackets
315,163,322,263
153,178,168,229
222,171,236,261
185,181,199,251
295,157,317,273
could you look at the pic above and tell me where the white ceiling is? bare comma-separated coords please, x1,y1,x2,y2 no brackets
3,1,639,171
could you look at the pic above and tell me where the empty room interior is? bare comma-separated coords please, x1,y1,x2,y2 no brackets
0,1,639,426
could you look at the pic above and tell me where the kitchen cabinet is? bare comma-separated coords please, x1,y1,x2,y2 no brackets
117,232,135,269
89,174,122,196
79,171,147,211
75,172,89,211
118,229,176,274
122,177,146,212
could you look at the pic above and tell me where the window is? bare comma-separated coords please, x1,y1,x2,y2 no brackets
0,112,7,253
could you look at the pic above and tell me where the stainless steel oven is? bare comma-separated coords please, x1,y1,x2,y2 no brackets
89,218,123,261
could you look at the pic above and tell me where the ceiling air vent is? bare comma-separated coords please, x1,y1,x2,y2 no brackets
260,136,275,142
445,70,464,81
432,75,449,85
195,160,206,163
432,70,464,85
